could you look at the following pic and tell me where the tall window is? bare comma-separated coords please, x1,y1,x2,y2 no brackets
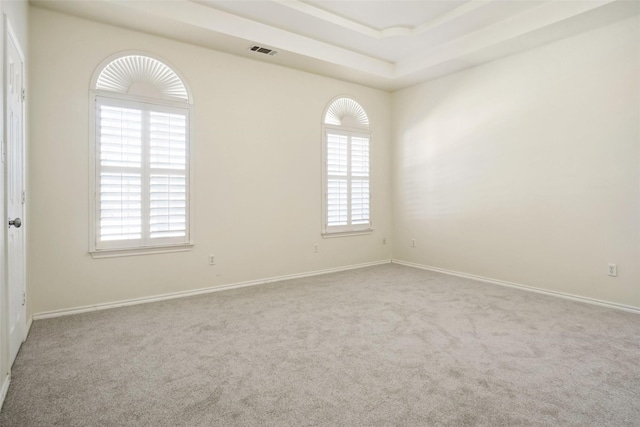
90,53,193,256
322,97,371,235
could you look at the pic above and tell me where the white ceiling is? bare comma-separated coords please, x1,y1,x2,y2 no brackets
33,0,639,91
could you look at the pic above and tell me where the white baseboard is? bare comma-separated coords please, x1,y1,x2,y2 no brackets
0,373,9,412
392,259,640,315
32,259,392,320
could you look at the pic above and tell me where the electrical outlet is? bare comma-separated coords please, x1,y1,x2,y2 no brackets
411,239,416,248
607,263,617,277
314,243,318,253
209,255,215,265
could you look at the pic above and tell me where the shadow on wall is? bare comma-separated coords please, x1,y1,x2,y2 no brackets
395,68,529,221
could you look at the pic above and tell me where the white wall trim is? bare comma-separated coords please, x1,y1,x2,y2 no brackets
0,374,9,412
392,259,640,315
32,259,392,320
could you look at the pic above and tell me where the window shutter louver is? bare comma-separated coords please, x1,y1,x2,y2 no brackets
327,179,348,226
327,133,347,175
327,133,348,227
351,136,370,225
149,112,187,170
99,173,142,241
150,174,187,238
96,98,189,250
351,136,369,177
325,131,370,231
99,106,143,167
99,105,143,242
149,111,187,239
351,179,370,225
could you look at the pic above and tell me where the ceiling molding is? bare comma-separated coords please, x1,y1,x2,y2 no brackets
395,0,619,78
272,0,494,39
32,0,639,91
108,0,394,77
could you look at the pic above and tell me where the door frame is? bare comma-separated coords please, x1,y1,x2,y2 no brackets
0,10,8,409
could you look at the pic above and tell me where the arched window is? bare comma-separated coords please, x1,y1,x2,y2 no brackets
322,97,371,235
89,53,193,256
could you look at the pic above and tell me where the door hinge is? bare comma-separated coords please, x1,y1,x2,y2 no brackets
22,292,26,306
21,190,26,204
1,139,4,163
21,88,25,102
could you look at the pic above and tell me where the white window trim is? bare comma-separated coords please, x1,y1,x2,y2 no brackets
321,123,373,237
90,243,194,259
88,53,194,258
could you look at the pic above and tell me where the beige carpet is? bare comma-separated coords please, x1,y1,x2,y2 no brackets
1,263,639,426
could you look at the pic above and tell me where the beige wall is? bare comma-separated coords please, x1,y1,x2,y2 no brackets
27,8,392,316
28,7,640,316
392,16,640,308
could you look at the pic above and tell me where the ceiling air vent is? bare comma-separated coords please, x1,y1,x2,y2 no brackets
249,45,278,56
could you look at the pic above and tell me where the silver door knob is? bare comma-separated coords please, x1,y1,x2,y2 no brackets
8,218,21,228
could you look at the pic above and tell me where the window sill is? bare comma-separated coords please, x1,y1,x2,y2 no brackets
90,243,194,259
322,229,373,239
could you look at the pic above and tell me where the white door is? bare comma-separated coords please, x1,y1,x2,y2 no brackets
5,25,25,366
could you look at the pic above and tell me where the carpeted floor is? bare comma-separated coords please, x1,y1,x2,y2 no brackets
1,263,639,426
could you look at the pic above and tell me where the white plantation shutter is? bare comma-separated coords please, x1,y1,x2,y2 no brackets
325,130,370,232
150,174,186,238
149,111,187,239
150,112,187,170
351,179,369,225
327,179,348,226
351,136,369,177
95,97,189,250
91,53,192,255
322,97,371,234
327,133,348,226
351,136,370,225
99,105,143,242
100,173,142,241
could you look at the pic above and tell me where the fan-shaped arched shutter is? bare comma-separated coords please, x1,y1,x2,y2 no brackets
324,97,369,129
95,55,190,103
